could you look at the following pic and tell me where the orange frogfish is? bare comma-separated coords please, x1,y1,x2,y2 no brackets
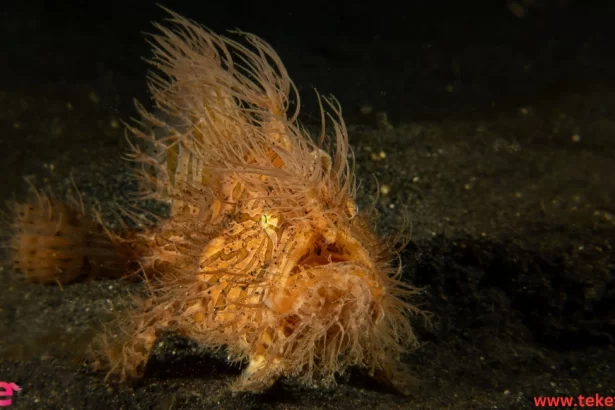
5,9,422,392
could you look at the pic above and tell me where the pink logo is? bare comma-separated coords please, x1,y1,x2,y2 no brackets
0,382,21,407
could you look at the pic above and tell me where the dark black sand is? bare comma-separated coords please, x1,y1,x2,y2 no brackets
1,1,614,409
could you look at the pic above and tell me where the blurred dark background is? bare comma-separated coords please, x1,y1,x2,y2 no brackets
1,0,614,125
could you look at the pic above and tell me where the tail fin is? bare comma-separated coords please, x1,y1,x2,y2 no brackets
3,192,133,284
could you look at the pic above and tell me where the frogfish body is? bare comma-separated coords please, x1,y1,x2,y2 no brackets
7,9,421,393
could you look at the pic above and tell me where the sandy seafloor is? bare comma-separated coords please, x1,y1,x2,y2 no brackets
1,1,614,409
